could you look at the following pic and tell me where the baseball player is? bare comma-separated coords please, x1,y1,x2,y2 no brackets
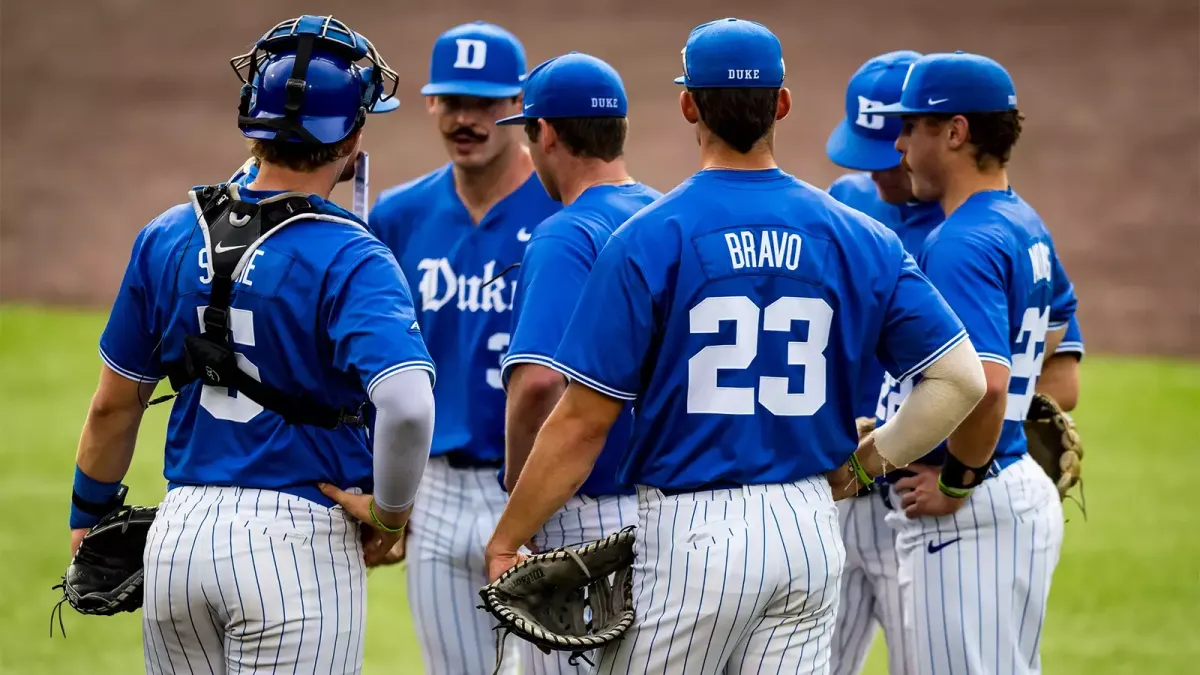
368,21,560,675
495,51,662,674
872,52,1078,674
823,50,943,675
485,18,992,674
67,15,435,673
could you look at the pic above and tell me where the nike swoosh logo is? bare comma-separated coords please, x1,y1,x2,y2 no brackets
517,228,531,242
927,537,961,554
928,98,949,105
214,242,247,254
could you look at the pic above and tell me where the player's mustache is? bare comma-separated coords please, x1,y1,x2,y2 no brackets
448,127,488,142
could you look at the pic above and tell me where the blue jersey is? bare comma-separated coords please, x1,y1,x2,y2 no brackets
99,187,434,507
878,188,1077,465
370,164,561,464
551,168,967,490
1056,315,1085,359
501,183,662,496
828,172,944,417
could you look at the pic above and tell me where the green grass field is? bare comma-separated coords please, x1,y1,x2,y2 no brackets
2,303,1197,674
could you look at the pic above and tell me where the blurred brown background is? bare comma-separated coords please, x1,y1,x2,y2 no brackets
2,0,1198,356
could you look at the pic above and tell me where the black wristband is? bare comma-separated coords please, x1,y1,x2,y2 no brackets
939,454,991,494
72,484,128,517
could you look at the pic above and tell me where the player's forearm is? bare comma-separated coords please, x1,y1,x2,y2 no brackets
75,400,143,484
945,376,1007,468
1036,355,1079,412
72,369,153,528
491,389,612,551
370,370,435,515
504,365,567,492
872,339,986,469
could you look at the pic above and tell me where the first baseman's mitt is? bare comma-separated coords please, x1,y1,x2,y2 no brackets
1024,392,1085,514
51,501,158,635
478,526,636,672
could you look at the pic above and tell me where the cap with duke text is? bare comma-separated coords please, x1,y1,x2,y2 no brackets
873,51,1017,116
496,52,627,125
421,21,527,98
673,18,785,89
825,50,922,171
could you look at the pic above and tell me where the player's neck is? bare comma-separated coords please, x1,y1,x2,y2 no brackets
699,134,778,172
453,145,535,224
249,161,340,199
940,166,1010,217
558,158,634,207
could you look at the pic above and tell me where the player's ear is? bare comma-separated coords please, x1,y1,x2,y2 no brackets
947,115,970,151
538,118,557,153
425,96,438,115
680,90,700,124
776,87,792,121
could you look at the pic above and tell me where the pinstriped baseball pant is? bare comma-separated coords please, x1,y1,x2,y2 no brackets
887,455,1064,675
142,486,366,674
830,487,912,675
518,493,639,675
405,457,521,675
593,477,846,674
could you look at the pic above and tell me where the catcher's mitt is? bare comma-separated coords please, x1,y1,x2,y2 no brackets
51,501,158,635
478,526,636,672
1024,392,1085,514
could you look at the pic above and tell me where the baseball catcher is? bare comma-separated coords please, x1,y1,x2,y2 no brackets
1024,392,1086,513
478,526,636,673
52,486,157,634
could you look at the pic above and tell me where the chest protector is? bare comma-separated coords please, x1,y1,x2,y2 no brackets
162,184,364,430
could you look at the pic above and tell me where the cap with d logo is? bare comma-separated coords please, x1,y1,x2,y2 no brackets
421,21,527,98
673,18,785,89
873,51,1018,116
825,50,922,171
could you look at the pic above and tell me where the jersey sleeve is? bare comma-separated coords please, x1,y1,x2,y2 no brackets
1048,249,1078,329
551,236,654,401
1055,315,1085,359
501,230,594,385
919,233,1012,368
326,240,435,399
98,227,163,383
875,251,968,382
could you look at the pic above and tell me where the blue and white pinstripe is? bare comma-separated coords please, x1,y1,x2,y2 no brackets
405,457,521,675
592,477,846,674
830,487,912,675
142,485,367,674
517,493,638,675
886,455,1063,675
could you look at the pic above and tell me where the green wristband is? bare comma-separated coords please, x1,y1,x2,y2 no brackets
937,476,973,499
369,500,406,533
848,453,874,488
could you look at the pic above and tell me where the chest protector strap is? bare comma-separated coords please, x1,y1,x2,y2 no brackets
162,184,364,430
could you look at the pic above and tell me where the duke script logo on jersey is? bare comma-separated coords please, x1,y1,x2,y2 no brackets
416,258,517,313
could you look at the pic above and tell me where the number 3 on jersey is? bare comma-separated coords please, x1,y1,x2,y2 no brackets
196,306,264,423
688,295,833,416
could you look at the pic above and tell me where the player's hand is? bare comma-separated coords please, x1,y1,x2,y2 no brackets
371,526,410,568
893,465,967,518
318,483,411,566
69,528,88,558
485,543,529,583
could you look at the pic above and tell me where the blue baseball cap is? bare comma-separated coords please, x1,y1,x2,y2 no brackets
825,50,922,171
496,52,627,125
873,51,1018,116
421,21,526,98
673,18,785,89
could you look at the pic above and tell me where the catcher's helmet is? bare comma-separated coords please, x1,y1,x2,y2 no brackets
231,15,399,145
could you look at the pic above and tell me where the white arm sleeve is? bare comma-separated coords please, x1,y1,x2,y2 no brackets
370,368,435,512
873,339,987,468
